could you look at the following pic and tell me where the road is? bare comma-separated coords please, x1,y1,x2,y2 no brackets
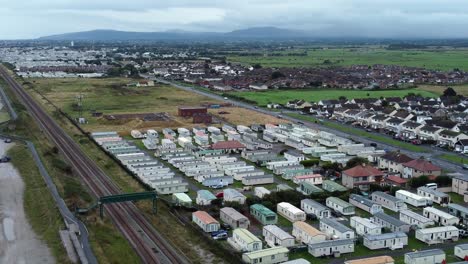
156,78,467,175
1,67,189,264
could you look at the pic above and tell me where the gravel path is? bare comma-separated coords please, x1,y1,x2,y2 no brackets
0,141,55,264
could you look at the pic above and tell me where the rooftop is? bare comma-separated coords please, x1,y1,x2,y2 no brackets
193,211,219,225
263,225,294,240
308,239,354,249
405,249,445,259
233,228,261,244
344,164,384,177
403,159,441,172
320,218,353,233
364,232,407,241
373,212,408,227
418,187,449,198
293,221,326,237
242,246,289,259
344,256,394,264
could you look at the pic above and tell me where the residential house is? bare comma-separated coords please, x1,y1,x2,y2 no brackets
400,121,423,139
241,246,289,264
402,158,442,178
415,226,459,245
263,225,295,248
372,212,411,233
227,228,262,252
378,151,414,174
363,232,408,250
438,130,468,148
308,239,355,258
455,139,468,154
192,211,220,233
220,207,250,229
319,218,355,240
349,194,383,215
342,164,384,191
418,125,443,142
250,204,278,225
292,221,327,245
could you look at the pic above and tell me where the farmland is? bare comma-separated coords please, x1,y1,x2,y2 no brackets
229,88,439,106
228,47,468,71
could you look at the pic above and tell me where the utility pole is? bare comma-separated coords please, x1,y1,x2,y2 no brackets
76,93,84,120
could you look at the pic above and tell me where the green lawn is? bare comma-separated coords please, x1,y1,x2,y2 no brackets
229,89,438,106
449,192,465,204
228,47,468,71
439,153,468,165
287,113,429,153
0,110,9,123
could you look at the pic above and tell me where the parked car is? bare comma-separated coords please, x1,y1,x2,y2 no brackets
370,143,377,147
463,164,468,170
221,223,231,230
212,232,228,240
460,230,468,238
0,156,11,163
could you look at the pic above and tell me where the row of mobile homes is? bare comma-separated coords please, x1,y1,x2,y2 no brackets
415,226,459,245
417,187,451,205
363,232,408,250
371,191,408,212
297,182,324,195
326,197,355,216
404,249,445,264
263,225,295,248
423,207,460,226
227,228,262,252
448,203,468,224
254,187,271,199
196,190,216,206
242,175,274,186
224,189,247,204
292,221,326,245
349,194,383,215
344,256,394,264
308,239,355,258
277,202,306,222
301,199,331,219
454,244,468,260
373,212,411,233
399,209,435,229
319,218,355,240
395,190,432,207
241,246,289,264
350,216,382,236
321,180,347,192
220,207,250,229
192,211,220,233
250,204,278,225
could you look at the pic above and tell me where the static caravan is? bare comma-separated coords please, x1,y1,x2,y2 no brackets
250,204,278,225
241,246,289,264
202,176,233,187
350,216,382,236
344,256,395,264
292,221,326,245
172,193,192,207
371,191,408,212
321,180,347,192
349,194,383,215
415,226,459,245
454,244,468,260
423,207,460,226
326,197,355,216
308,239,354,258
372,213,411,233
242,175,274,186
277,202,306,222
227,228,262,253
292,174,323,185
192,211,220,233
319,217,355,240
266,160,300,170
196,190,216,206
263,225,295,248
223,188,247,204
297,182,324,195
399,209,435,229
233,169,265,180
220,207,250,229
448,203,468,224
395,190,431,207
363,232,408,250
254,187,271,199
417,187,450,205
404,249,445,264
301,199,331,219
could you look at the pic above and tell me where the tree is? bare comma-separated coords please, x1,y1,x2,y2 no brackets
339,96,347,101
345,157,369,169
301,159,320,167
409,175,430,188
271,71,285,79
443,87,457,97
253,63,262,69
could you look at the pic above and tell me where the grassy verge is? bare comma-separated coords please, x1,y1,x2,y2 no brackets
287,113,429,153
438,153,467,165
7,144,71,263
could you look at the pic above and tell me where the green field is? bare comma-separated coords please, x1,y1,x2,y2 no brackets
228,47,468,71
439,153,468,165
230,88,438,106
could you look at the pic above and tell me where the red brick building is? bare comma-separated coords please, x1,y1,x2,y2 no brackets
178,106,207,117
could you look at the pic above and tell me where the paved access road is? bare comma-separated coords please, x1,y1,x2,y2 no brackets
156,78,467,175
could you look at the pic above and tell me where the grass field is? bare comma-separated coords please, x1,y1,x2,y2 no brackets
288,113,429,153
417,84,468,96
438,153,468,165
228,47,468,71
229,88,439,106
27,78,285,132
0,110,9,123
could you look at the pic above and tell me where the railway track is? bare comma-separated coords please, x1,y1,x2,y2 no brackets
0,66,189,264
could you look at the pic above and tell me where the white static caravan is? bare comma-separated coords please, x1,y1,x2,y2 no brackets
242,175,274,186
372,213,411,233
363,232,408,250
399,209,435,229
350,217,382,236
233,169,265,181
417,187,451,205
371,191,408,212
415,226,459,245
319,218,355,240
308,239,355,258
192,211,220,233
223,188,247,204
404,249,446,264
277,202,306,223
292,221,326,245
454,244,468,259
131,130,144,139
326,197,355,216
241,246,289,264
227,228,262,253
262,225,295,248
224,165,256,176
301,199,331,219
254,187,271,199
395,190,431,207
266,160,300,170
196,190,216,206
423,207,460,226
349,194,383,215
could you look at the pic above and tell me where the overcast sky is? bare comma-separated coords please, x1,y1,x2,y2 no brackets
1,0,468,39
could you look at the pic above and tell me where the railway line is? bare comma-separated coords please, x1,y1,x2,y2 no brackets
0,66,189,264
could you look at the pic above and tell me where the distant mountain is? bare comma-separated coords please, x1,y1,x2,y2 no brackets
38,27,311,41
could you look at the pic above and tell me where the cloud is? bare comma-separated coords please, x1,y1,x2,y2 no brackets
1,0,468,39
